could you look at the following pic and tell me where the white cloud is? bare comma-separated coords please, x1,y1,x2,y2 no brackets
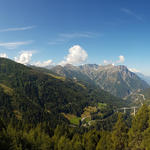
103,60,110,65
59,32,96,39
34,60,53,67
48,40,66,45
121,8,142,21
0,41,33,49
103,55,125,65
48,32,98,45
117,55,125,63
0,26,35,32
59,45,88,66
14,51,34,65
129,68,140,73
0,53,8,58
103,60,114,66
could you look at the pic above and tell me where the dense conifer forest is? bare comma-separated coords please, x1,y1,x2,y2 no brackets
1,105,150,150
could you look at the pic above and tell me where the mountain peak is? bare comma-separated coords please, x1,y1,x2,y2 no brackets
117,65,128,70
79,64,99,70
50,63,149,98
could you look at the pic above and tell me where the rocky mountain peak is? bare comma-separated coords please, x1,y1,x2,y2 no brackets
50,63,149,98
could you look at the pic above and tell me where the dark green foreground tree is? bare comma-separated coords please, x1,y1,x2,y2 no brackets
1,105,150,150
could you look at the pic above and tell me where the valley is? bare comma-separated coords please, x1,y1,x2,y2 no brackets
1,1,150,149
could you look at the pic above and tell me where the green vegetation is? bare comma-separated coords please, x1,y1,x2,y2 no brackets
1,105,150,150
70,117,81,125
62,113,81,125
0,83,13,95
97,102,107,109
0,58,127,127
47,73,66,81
84,117,91,123
1,58,150,149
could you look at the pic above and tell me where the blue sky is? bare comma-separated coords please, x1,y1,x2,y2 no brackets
0,0,150,75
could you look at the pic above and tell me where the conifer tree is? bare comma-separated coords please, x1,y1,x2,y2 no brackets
128,104,150,149
96,131,112,150
111,113,128,150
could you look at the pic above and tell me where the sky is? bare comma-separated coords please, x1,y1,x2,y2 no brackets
0,0,150,75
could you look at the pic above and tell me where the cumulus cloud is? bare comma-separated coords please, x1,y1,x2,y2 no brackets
14,51,34,65
117,55,125,63
103,60,110,65
34,60,53,67
0,41,33,49
0,53,8,58
59,45,88,66
103,55,125,65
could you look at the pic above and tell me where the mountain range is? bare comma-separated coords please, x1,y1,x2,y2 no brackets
50,64,149,98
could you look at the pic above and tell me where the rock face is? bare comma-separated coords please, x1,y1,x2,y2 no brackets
51,64,149,98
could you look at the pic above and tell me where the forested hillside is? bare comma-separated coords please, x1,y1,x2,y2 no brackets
0,58,126,127
1,105,150,150
1,58,150,150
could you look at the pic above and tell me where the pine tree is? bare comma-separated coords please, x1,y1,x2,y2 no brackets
111,113,128,150
96,131,112,150
128,104,150,149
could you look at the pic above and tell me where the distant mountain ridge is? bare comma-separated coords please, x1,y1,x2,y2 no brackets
50,64,149,98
